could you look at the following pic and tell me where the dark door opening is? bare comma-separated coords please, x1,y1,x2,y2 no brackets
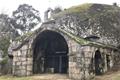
94,50,103,75
106,55,110,70
32,30,68,74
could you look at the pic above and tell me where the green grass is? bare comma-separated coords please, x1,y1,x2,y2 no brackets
0,74,120,80
0,76,32,80
53,3,92,18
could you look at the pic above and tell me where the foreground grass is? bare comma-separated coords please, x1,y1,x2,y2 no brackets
0,76,32,80
0,72,120,80
0,74,70,80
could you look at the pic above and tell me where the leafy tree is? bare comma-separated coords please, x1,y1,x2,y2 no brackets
0,13,18,57
53,6,62,14
0,14,19,39
0,34,10,56
0,14,11,32
11,4,41,33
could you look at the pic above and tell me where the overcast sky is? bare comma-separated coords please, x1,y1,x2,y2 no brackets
0,0,120,20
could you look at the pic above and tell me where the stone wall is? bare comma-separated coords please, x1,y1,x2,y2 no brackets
68,41,119,80
68,39,82,80
12,44,33,76
111,50,120,71
11,28,120,80
67,39,95,80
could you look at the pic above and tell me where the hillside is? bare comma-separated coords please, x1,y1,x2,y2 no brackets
53,3,120,46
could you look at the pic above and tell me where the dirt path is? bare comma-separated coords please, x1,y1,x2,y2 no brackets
95,71,120,80
1,72,120,80
31,74,71,80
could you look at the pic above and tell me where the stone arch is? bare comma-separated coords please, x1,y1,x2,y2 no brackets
32,30,69,74
94,50,104,75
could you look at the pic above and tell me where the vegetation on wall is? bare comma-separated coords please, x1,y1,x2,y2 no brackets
0,34,10,57
53,3,120,46
58,28,119,51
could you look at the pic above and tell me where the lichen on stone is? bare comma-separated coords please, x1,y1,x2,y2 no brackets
54,3,120,46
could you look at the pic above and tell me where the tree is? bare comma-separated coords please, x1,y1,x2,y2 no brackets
53,6,62,14
0,14,11,32
0,14,19,39
0,34,10,56
11,4,41,33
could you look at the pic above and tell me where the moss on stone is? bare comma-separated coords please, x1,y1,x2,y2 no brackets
15,31,34,42
0,57,8,64
53,3,92,17
64,3,92,13
54,3,120,19
58,28,119,51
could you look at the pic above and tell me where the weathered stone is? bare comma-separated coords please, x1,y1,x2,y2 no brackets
10,3,120,80
21,57,26,61
16,62,21,65
22,61,27,65
21,66,26,70
27,65,32,71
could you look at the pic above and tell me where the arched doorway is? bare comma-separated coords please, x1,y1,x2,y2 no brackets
94,50,103,75
106,54,110,70
32,30,68,74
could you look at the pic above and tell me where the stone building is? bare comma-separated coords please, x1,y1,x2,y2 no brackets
9,3,120,80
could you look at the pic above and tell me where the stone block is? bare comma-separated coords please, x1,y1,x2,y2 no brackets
27,61,32,65
21,57,26,61
17,51,21,56
14,70,21,76
27,65,32,71
22,45,28,50
20,70,26,76
14,57,19,62
27,58,33,62
21,51,27,57
74,68,80,74
72,45,77,52
84,52,93,57
82,46,91,52
22,61,27,65
16,62,21,65
21,66,26,70
85,58,91,65
27,71,32,76
69,62,77,67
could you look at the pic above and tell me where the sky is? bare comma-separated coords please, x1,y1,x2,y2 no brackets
0,0,120,20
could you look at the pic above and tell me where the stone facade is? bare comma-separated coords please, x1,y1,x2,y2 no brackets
10,3,120,80
12,44,32,76
11,26,120,80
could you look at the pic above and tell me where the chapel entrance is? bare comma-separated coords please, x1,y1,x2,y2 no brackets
33,30,68,74
94,50,103,75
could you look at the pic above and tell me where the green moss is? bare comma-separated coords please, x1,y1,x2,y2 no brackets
0,57,8,64
54,3,120,20
0,76,32,80
54,3,92,17
65,3,92,13
0,36,10,56
58,28,119,50
15,31,34,42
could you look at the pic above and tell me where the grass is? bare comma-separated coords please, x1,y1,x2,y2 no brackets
0,74,70,80
0,75,32,80
0,72,120,80
53,3,92,18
